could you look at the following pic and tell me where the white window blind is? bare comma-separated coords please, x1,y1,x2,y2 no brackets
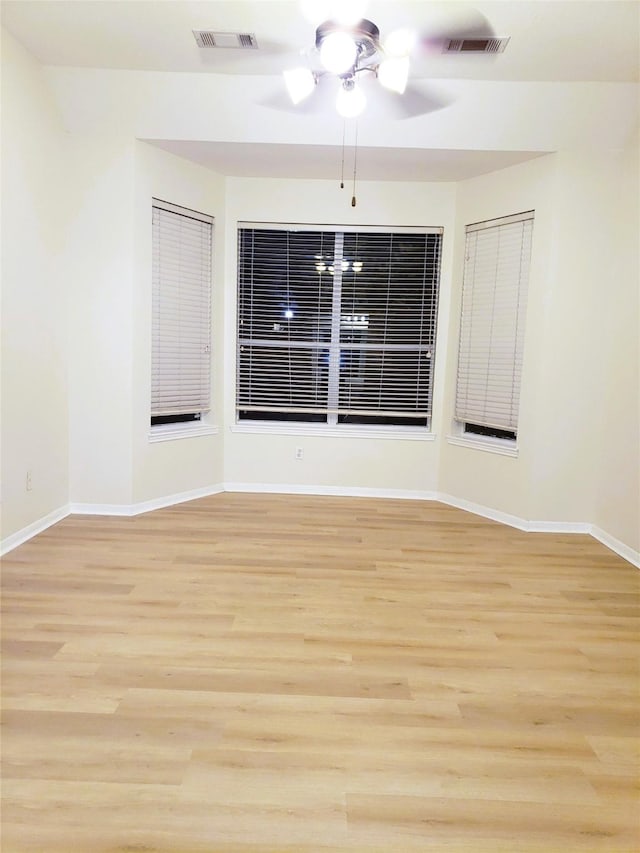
455,211,534,434
237,224,442,427
151,200,213,420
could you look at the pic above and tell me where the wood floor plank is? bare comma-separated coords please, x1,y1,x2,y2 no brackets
346,792,636,850
1,493,638,852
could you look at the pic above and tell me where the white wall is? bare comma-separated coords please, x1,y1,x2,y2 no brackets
1,30,637,560
440,149,640,555
45,67,639,156
527,149,638,536
131,141,226,504
439,154,557,521
588,147,639,553
222,177,457,494
1,30,70,538
68,137,229,509
1,31,230,532
65,133,136,507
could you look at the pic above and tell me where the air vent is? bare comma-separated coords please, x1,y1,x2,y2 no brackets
193,30,259,49
445,37,510,53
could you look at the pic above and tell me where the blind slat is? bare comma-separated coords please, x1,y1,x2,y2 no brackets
455,215,533,434
237,226,441,423
151,203,213,418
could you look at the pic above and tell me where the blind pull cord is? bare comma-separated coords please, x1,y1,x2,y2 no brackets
340,120,346,190
352,121,359,208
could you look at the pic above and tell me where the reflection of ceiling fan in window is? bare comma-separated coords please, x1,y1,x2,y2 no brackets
279,1,505,120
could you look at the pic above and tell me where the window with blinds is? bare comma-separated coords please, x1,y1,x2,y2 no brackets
454,211,534,440
151,200,213,426
236,224,443,428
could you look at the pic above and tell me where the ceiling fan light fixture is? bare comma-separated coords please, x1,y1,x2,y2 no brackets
336,80,366,118
383,28,416,58
319,30,358,73
283,67,316,104
378,56,410,94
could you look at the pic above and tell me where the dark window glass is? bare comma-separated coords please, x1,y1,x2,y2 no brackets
237,227,442,428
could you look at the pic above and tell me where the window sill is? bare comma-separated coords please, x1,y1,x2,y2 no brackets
231,423,435,442
447,435,518,458
149,423,219,443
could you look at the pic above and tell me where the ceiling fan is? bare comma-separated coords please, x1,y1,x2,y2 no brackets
280,3,500,120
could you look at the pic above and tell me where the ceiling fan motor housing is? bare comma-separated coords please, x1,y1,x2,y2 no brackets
315,18,381,68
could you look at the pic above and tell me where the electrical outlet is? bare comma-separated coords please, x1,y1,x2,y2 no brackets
295,447,304,461
26,470,32,491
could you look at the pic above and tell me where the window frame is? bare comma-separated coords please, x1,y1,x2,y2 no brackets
235,221,444,437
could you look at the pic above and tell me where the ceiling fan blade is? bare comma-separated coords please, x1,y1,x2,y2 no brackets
361,78,451,120
197,40,301,74
414,8,495,54
396,83,452,118
260,75,338,115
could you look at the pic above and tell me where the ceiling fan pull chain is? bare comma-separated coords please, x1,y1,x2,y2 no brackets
351,120,359,207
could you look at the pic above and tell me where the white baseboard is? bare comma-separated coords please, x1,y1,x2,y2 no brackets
437,492,637,567
69,483,225,518
1,485,225,555
439,493,594,535
67,502,136,517
591,526,640,569
438,492,529,531
1,504,71,556
224,482,438,501
3,484,638,568
527,520,592,534
133,483,226,514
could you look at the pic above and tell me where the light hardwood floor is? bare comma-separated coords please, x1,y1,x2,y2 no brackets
1,493,638,852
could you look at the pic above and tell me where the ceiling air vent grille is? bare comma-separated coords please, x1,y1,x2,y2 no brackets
445,37,510,53
193,30,259,49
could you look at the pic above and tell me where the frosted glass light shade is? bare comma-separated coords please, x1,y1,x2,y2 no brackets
384,28,416,58
378,57,410,94
283,67,316,104
336,83,366,117
320,31,358,73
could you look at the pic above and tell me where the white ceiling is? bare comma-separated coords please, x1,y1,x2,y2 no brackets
2,0,639,181
148,139,547,181
3,0,638,81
